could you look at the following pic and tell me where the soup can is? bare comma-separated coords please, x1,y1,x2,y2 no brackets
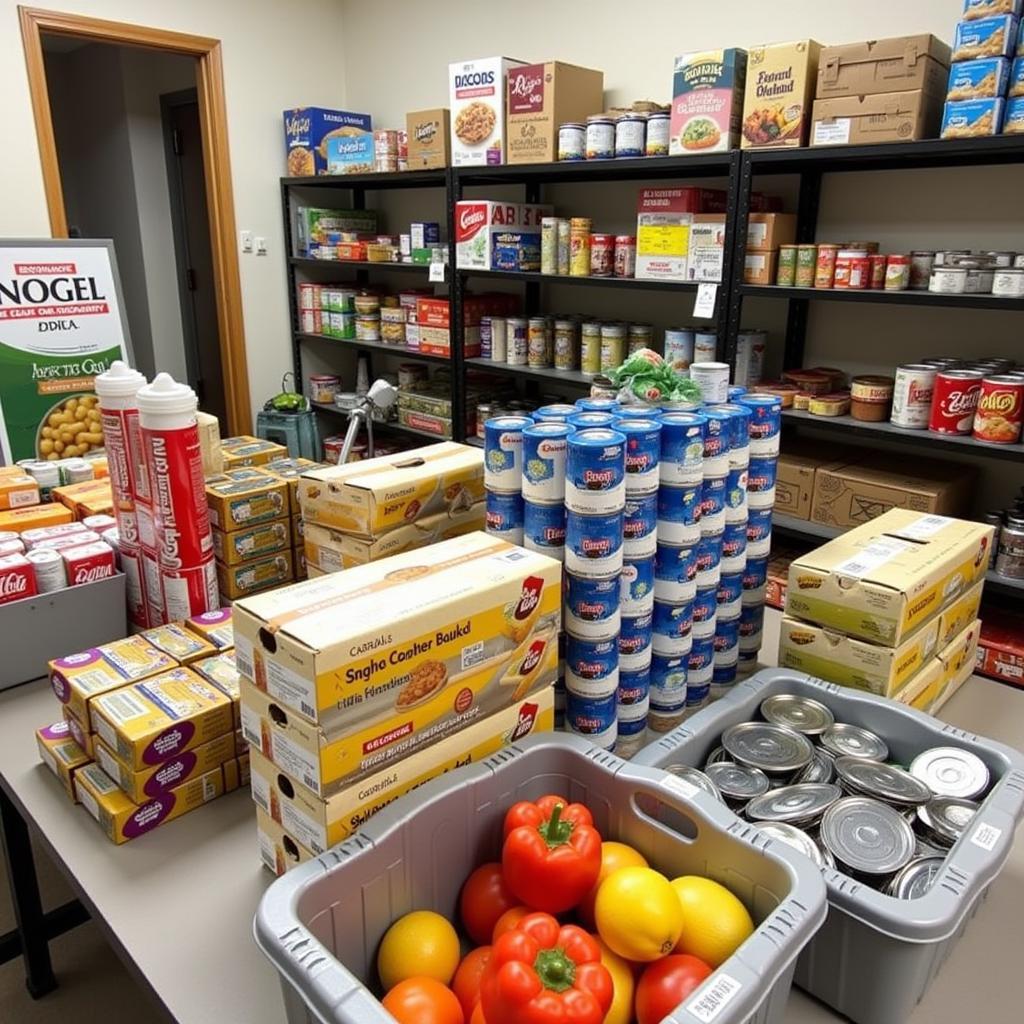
655,541,698,603
721,519,749,574
523,500,567,560
483,415,533,491
558,122,586,161
590,234,615,277
691,586,718,640
506,317,528,365
565,428,626,514
581,322,603,374
570,218,592,276
664,327,695,372
565,634,619,699
553,319,579,370
614,236,637,278
891,364,937,429
565,573,621,641
695,533,723,589
659,412,706,485
485,490,524,544
650,651,689,713
522,422,573,503
620,610,654,671
565,509,624,578
656,483,702,546
623,492,658,558
600,322,627,371
566,690,617,750
616,418,661,494
974,376,1024,444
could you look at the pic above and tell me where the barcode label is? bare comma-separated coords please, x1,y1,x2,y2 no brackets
250,772,270,813
662,774,700,800
239,705,264,752
834,538,914,579
898,514,953,541
99,688,148,725
686,973,742,1022
971,822,1002,852
234,636,254,681
202,774,218,801
81,763,119,795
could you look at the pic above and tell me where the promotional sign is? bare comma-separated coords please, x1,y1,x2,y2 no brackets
0,239,133,464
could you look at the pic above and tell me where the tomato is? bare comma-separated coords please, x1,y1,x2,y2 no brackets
460,863,519,946
635,955,713,1024
470,1002,487,1024
382,977,465,1024
451,947,490,1019
491,905,530,942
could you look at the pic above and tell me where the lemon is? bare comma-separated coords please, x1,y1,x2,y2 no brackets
594,866,683,962
377,910,461,991
577,841,649,928
593,936,635,1024
670,875,754,967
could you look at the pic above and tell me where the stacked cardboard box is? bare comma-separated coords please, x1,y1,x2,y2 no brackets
299,442,486,575
219,436,289,469
742,213,797,285
260,457,324,582
234,531,560,873
779,510,993,709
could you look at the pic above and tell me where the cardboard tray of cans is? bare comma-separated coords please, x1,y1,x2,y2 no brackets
255,734,827,1024
634,668,1024,1024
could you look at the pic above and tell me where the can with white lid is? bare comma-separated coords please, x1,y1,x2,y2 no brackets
26,548,66,593
565,429,626,514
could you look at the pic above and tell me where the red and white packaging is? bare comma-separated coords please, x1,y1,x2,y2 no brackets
21,522,87,548
61,542,116,587
82,514,117,532
160,561,219,623
26,548,66,593
32,530,102,552
136,505,164,624
0,553,37,606
0,539,25,558
929,370,984,435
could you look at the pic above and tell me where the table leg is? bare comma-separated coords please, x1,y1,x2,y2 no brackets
0,786,57,998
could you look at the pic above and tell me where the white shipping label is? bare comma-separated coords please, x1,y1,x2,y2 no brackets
693,282,718,319
687,973,743,1022
971,822,1002,852
239,704,264,752
813,118,851,145
834,538,915,579
266,660,317,722
897,514,954,541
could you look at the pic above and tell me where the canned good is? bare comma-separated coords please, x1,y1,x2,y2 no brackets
622,492,658,559
568,411,615,430
694,533,722,589
910,746,989,799
721,520,748,574
565,634,619,699
565,573,621,641
475,403,492,440
528,317,552,368
658,413,706,487
621,555,656,615
655,541,698,603
565,509,624,577
570,218,592,277
656,483,702,546
745,784,841,826
556,218,571,275
820,722,889,762
645,110,670,156
909,250,935,290
689,362,730,404
576,397,621,414
614,113,646,158
698,475,727,535
777,245,798,287
760,694,834,735
891,364,937,429
585,115,615,159
502,316,526,365
523,500,567,559
850,375,895,423
992,267,1024,297
929,370,983,434
665,764,722,802
733,331,767,387
566,690,617,750
738,601,764,652
308,374,341,405
820,797,915,876
973,375,1023,444
745,508,772,558
522,422,573,502
723,465,748,521
930,266,967,294
652,598,694,655
619,611,654,669
558,122,586,161
694,331,718,364
722,721,814,774
706,761,770,803
486,318,506,362
600,322,627,371
616,418,661,495
650,651,689,712
590,234,615,277
540,217,558,275
884,254,911,291
664,328,695,372
834,249,870,289
834,757,932,806
484,490,524,544
715,572,743,619
745,458,777,510
934,249,969,267
996,514,1024,579
796,244,818,288
613,236,637,278
483,415,533,491
868,253,887,290
627,322,653,356
916,797,979,847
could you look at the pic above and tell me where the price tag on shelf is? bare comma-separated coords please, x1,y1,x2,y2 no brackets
428,262,446,283
693,282,717,319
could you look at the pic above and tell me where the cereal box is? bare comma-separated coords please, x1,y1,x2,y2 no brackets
1003,94,1024,131
283,108,373,177
213,518,290,566
1010,55,1024,95
206,470,289,531
216,549,294,601
742,40,823,148
36,721,91,802
952,16,1019,62
449,56,527,166
256,807,315,876
140,623,217,665
406,108,451,169
947,56,1011,100
248,689,553,853
191,652,240,722
184,607,234,651
670,49,747,155
963,0,1022,21
941,97,1006,136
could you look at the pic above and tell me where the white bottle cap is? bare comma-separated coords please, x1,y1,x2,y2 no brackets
94,360,147,400
137,373,198,428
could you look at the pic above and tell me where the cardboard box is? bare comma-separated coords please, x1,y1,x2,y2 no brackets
262,457,324,516
0,503,73,534
932,619,981,710
775,452,817,519
810,456,973,529
190,652,241,723
216,549,294,602
506,62,604,164
671,48,747,154
206,470,289,532
785,510,994,646
283,108,373,177
304,503,486,572
778,614,940,697
892,656,946,713
219,439,289,470
947,56,1012,100
742,40,823,148
196,412,223,477
75,761,225,845
139,624,217,665
817,35,951,99
743,250,778,285
449,56,527,165
212,518,290,566
256,807,316,876
937,579,984,649
297,442,485,538
36,722,91,802
811,89,945,147
976,605,1024,687
406,108,451,169
184,608,234,651
747,213,797,251
90,667,235,770
249,689,554,852
686,215,726,283
62,706,94,758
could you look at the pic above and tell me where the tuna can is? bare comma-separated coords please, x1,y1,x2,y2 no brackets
620,555,655,615
701,407,732,476
746,508,773,557
522,422,573,502
565,509,624,578
506,317,528,365
565,572,621,640
691,586,719,640
565,429,626,514
654,541,698,603
690,362,730,404
485,490,524,544
523,500,567,560
739,601,765,652
686,637,715,709
645,110,670,155
650,651,689,713
746,456,777,509
575,397,621,414
653,598,694,655
664,328,695,373
541,217,559,274
558,122,586,161
570,218,593,276
616,418,661,494
619,611,654,671
656,483,702,546
568,411,615,430
565,634,619,699
484,415,533,492
743,555,769,605
659,412,706,485
714,614,740,666
699,476,727,537
614,112,646,158
622,492,658,559
695,533,723,589
566,690,617,750
716,573,743,619
553,319,579,370
739,395,782,455
528,317,553,368
580,322,603,375
600,322,627,371
721,520,748,574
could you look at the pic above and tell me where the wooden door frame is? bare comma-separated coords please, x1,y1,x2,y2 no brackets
18,5,251,434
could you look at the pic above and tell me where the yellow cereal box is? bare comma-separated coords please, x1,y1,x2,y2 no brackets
249,689,553,853
141,624,218,665
256,807,315,876
62,706,95,758
0,503,73,534
741,39,823,148
206,469,289,531
90,667,235,770
184,608,234,651
74,762,225,844
213,517,290,565
191,652,241,724
36,721,91,802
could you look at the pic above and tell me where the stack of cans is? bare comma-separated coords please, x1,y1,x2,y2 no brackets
483,415,534,547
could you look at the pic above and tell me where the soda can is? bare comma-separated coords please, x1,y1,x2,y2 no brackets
701,406,732,476
622,492,657,559
746,456,778,510
523,500,566,560
484,415,533,492
565,429,626,515
485,490,524,544
698,475,727,536
615,418,661,494
620,555,655,615
650,651,688,713
564,573,620,641
746,508,773,557
652,597,694,655
695,533,723,589
619,611,654,671
522,422,574,503
659,412,706,485
721,521,748,575
692,586,719,640
716,573,743,619
565,634,619,699
565,510,624,578
566,691,617,750
654,541,698,603
656,483,702,545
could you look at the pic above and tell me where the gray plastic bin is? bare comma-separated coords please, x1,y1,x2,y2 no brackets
634,668,1024,1024
255,733,827,1024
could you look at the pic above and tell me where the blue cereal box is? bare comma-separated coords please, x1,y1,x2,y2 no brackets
1004,95,1024,131
283,108,373,177
1011,56,1024,95
326,132,375,175
946,57,1011,100
963,1,1022,22
951,16,1018,62
941,97,1006,137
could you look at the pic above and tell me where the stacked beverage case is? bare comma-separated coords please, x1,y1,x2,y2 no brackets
483,384,781,758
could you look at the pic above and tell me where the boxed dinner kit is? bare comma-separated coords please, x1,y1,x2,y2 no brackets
448,56,527,165
454,201,553,272
670,48,747,154
506,62,604,164
283,107,373,176
742,39,823,148
36,721,91,802
947,56,1012,99
406,108,451,169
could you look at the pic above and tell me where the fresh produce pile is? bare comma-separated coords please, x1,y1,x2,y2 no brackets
607,349,703,408
374,794,754,1024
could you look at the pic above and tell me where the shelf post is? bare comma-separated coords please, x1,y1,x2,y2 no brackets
447,167,467,443
724,152,754,368
784,169,822,370
281,181,303,387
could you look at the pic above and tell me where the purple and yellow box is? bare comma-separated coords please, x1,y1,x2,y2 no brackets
36,721,91,802
283,108,373,177
184,607,234,651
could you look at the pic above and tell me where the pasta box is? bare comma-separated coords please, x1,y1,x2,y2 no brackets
962,0,1022,20
448,56,527,166
816,35,951,99
951,15,1019,62
1004,94,1024,131
326,131,375,175
947,56,1011,100
742,39,823,148
670,49,747,155
283,108,373,177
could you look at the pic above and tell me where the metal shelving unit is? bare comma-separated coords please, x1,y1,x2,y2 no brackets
740,283,1024,312
458,268,702,291
311,401,445,442
464,356,592,388
296,331,451,364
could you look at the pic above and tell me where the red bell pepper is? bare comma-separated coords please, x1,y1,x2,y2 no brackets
480,912,613,1024
501,795,602,913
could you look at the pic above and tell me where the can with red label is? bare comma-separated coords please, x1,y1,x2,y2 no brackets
590,234,615,277
614,236,636,278
973,375,1024,444
929,370,984,435
0,553,37,605
868,253,887,289
891,364,937,430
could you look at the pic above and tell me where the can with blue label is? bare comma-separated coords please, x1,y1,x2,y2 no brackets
565,634,619,699
575,397,621,414
622,492,657,558
721,521,748,575
615,406,660,421
565,428,626,514
565,509,623,578
716,572,743,618
616,704,649,739
567,411,614,430
652,598,694,655
618,665,650,707
656,483,701,545
737,649,759,675
485,489,524,544
740,394,782,456
615,418,661,495
522,422,574,503
654,541,697,603
711,403,752,465
483,415,533,492
743,557,769,605
566,690,617,750
746,507,773,557
650,650,688,713
687,635,715,697
659,412,705,486
694,533,722,589
523,500,567,560
713,660,738,689
620,555,655,616
698,475,727,537
564,572,620,640
724,466,748,524
691,586,718,640
746,456,778,510
714,615,740,667
739,601,765,652
701,406,732,477
728,385,747,401
532,403,577,423
619,611,653,670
